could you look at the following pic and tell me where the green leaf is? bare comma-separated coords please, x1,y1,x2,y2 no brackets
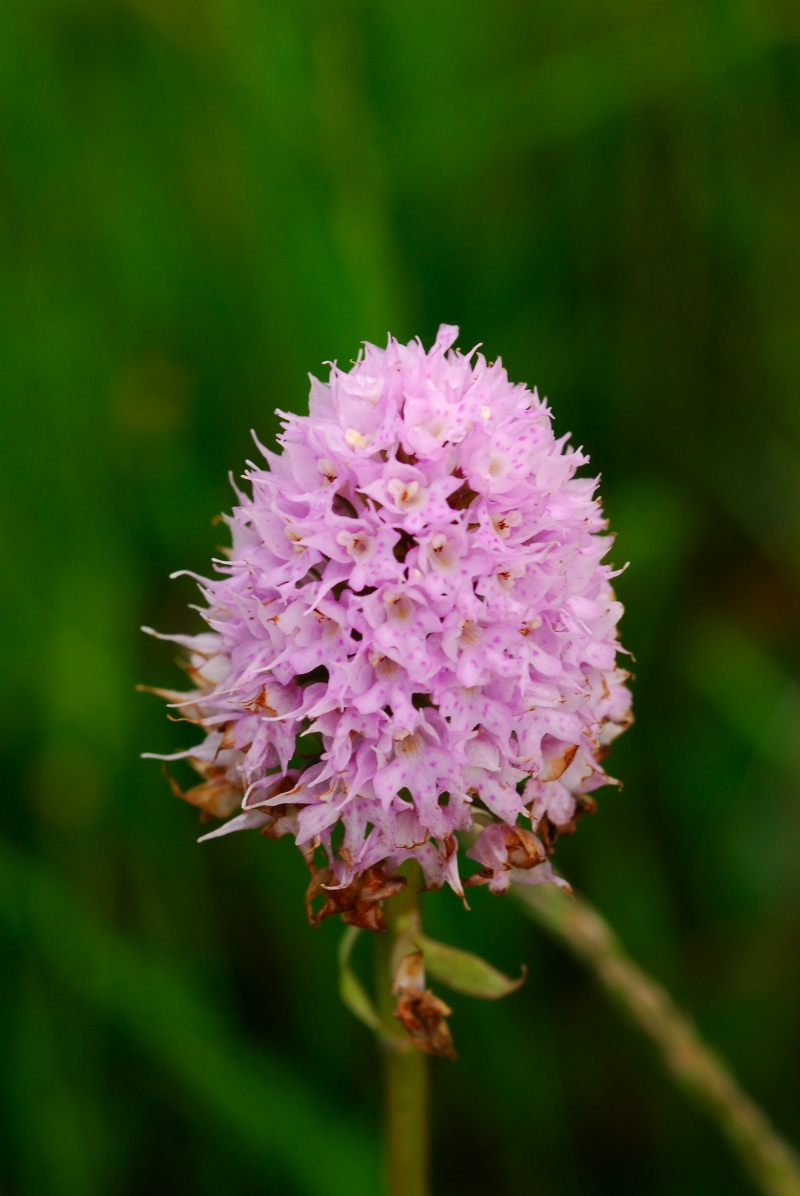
416,935,526,1000
338,926,384,1034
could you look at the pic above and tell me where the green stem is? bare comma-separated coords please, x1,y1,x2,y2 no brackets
375,868,430,1196
515,884,800,1196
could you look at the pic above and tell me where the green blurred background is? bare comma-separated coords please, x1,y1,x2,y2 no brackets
2,1,800,1192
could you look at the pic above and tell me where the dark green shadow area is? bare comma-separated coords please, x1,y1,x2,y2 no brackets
0,839,379,1196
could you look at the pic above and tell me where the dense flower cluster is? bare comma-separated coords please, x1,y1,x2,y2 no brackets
146,325,631,922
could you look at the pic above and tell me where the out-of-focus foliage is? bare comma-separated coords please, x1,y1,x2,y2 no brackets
1,1,799,1192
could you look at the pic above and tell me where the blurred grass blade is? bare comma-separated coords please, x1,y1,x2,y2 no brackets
516,883,800,1196
338,925,385,1036
401,0,796,185
0,838,379,1196
683,619,800,776
416,934,526,1000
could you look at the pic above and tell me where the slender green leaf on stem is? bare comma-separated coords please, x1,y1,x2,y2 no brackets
415,934,526,1000
515,883,800,1196
338,925,386,1037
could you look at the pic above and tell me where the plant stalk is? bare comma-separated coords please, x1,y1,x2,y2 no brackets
515,883,800,1196
375,868,430,1196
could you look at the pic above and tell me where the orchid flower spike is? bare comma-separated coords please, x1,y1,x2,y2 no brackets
145,326,632,926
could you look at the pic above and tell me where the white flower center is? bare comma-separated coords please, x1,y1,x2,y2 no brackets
382,589,413,620
428,532,458,571
497,565,524,590
458,619,481,646
311,611,340,639
284,526,305,553
336,530,372,557
387,478,424,509
394,729,422,758
344,428,371,450
491,510,522,539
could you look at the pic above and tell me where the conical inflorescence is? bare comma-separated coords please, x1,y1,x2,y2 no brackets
145,325,631,926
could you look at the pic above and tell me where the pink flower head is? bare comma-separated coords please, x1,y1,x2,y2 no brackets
145,326,631,924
